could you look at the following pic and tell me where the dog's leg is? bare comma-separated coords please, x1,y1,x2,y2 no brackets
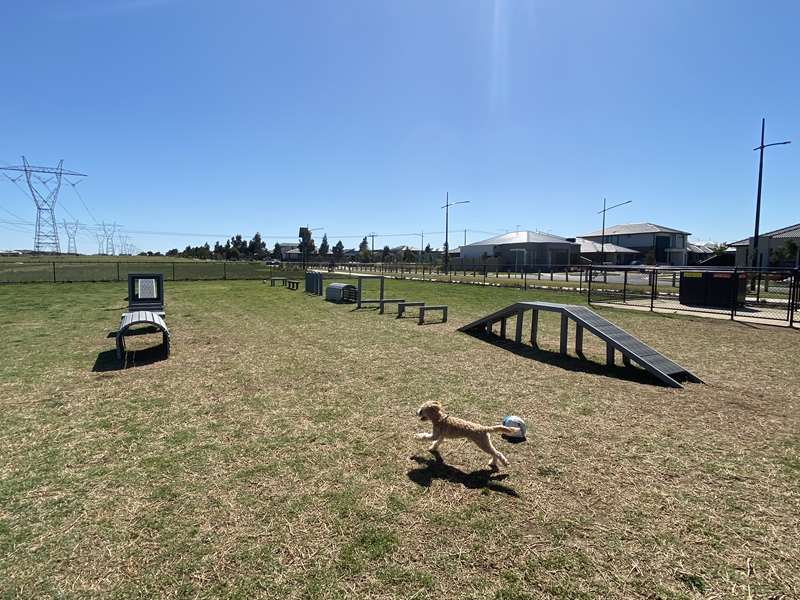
478,434,509,469
428,437,443,453
415,433,433,440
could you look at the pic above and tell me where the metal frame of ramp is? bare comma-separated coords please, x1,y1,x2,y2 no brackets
459,301,702,388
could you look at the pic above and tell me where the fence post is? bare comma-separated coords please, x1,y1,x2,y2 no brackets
116,262,120,282
650,268,656,312
730,268,737,320
524,271,527,291
579,266,583,292
223,261,227,280
791,270,798,327
172,262,176,280
623,270,628,304
483,265,487,285
52,261,56,283
587,266,593,304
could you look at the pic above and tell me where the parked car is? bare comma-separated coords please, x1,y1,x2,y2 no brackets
264,259,281,266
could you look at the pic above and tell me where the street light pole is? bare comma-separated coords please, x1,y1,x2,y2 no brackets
597,199,632,264
442,192,470,273
751,118,791,283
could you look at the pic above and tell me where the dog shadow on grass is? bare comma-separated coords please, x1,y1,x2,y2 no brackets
407,453,519,497
92,346,167,372
465,331,668,388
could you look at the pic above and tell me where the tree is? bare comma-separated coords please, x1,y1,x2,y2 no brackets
770,240,799,267
424,243,433,263
213,241,224,259
166,249,179,256
272,243,282,260
248,232,266,259
358,237,370,262
707,242,729,256
402,247,416,262
319,234,330,256
333,240,344,259
381,245,391,261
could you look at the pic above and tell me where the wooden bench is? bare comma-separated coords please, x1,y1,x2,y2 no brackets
116,310,170,360
286,280,300,290
270,277,287,287
418,305,448,325
397,301,425,318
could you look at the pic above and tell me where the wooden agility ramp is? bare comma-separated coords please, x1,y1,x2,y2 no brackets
459,301,701,388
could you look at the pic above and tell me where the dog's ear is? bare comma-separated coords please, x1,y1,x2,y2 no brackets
429,402,442,413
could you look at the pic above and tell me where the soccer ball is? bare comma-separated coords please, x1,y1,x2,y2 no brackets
502,415,527,439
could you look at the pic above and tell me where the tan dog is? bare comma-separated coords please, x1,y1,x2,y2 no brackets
415,401,515,469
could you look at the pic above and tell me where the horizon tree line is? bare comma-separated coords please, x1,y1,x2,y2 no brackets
149,232,438,262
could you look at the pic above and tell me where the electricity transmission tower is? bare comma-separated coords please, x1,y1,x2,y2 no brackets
62,220,80,254
117,233,130,255
101,222,116,255
95,232,106,255
0,157,87,253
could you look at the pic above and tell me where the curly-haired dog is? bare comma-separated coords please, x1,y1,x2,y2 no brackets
415,401,516,469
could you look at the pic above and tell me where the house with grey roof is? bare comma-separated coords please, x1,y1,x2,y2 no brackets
460,231,580,270
574,237,639,265
579,223,691,265
730,223,800,268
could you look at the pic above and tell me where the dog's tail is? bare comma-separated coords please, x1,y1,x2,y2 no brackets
482,425,517,434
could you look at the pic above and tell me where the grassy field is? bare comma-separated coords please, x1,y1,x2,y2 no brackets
1,279,798,598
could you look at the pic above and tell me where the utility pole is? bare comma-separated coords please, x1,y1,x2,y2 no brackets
597,199,632,264
0,157,87,253
368,232,376,262
751,118,791,285
442,192,470,273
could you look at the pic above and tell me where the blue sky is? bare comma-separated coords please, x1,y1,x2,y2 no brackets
1,0,798,252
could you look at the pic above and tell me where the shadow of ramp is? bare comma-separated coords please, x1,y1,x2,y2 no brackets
92,346,167,372
407,453,519,497
465,330,667,388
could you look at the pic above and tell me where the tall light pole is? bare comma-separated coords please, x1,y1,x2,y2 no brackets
597,199,632,264
442,192,469,273
751,118,790,283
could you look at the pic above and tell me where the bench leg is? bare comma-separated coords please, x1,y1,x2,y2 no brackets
500,318,507,338
560,314,568,355
575,325,584,356
397,305,404,319
622,355,631,367
530,310,538,347
606,344,615,366
442,307,447,323
418,308,425,325
515,309,523,343
379,301,385,315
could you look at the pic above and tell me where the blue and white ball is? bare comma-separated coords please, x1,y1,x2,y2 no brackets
502,415,527,439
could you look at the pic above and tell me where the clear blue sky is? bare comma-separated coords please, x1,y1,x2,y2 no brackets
1,0,798,252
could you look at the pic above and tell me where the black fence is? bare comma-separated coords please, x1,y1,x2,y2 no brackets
0,259,590,288
587,266,799,326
